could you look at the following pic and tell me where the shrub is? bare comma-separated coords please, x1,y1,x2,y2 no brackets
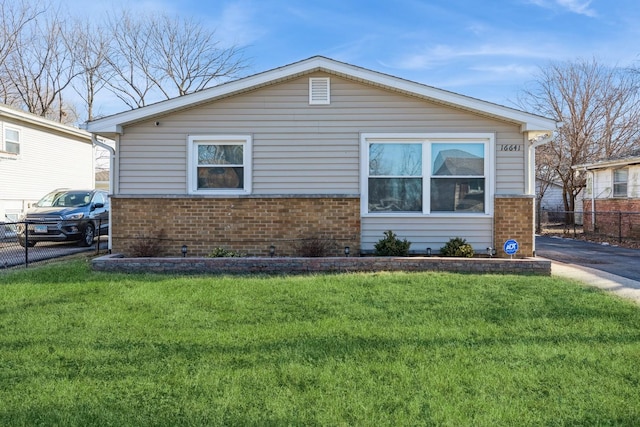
130,229,166,257
439,237,475,257
295,235,337,257
207,247,243,257
374,230,411,256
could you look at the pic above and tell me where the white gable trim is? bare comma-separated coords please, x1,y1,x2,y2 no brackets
87,56,558,135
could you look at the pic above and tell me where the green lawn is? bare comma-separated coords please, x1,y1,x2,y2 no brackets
1,260,640,426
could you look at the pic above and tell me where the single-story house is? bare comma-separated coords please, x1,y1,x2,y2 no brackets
86,56,558,258
0,103,94,223
574,152,640,238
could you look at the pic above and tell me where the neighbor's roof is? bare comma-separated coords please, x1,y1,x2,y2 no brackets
0,103,91,141
573,151,640,170
86,56,559,136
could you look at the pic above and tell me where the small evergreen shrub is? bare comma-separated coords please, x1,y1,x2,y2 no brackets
207,247,243,257
440,237,475,257
374,230,411,256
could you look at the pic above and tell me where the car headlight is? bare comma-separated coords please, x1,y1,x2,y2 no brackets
63,213,85,220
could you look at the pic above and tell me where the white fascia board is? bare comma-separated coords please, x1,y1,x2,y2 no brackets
0,104,91,141
573,157,640,171
86,56,559,135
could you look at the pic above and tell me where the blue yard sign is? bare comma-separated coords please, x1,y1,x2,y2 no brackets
503,239,519,256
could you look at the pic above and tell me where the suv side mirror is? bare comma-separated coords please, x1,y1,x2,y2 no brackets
91,202,105,211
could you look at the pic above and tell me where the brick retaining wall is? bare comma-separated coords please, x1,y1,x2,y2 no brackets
92,254,551,275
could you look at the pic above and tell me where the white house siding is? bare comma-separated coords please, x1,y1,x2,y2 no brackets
0,120,93,221
588,165,640,199
116,73,526,251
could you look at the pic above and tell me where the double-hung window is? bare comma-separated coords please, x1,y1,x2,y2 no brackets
187,135,252,195
4,127,20,154
613,168,628,198
362,133,493,215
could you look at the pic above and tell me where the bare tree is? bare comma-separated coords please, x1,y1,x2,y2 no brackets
2,6,80,121
519,58,640,214
148,13,247,98
0,0,44,107
104,10,246,109
103,11,157,109
68,20,111,121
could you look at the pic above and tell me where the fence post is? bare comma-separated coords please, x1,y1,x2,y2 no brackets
24,221,29,267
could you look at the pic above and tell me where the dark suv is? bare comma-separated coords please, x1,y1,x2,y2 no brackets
18,189,109,247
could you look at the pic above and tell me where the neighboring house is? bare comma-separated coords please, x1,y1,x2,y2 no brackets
0,104,94,223
536,179,565,211
95,170,110,191
574,152,640,238
86,56,558,258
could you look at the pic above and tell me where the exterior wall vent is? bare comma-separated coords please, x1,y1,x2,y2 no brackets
309,77,330,105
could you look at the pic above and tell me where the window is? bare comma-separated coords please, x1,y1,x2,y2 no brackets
362,133,493,215
430,143,485,212
4,127,20,154
187,135,252,195
613,168,628,198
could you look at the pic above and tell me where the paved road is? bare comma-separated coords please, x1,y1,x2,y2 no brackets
536,235,640,283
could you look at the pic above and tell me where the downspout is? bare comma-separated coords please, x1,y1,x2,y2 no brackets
92,135,114,252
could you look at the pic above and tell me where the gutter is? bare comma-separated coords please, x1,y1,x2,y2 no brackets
92,135,114,252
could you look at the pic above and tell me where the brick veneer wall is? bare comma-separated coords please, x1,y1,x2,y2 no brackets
583,199,640,238
111,196,361,257
493,196,535,257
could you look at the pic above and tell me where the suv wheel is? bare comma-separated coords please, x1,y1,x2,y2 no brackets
79,223,95,247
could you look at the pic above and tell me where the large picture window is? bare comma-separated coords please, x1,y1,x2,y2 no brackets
362,134,493,215
188,135,252,195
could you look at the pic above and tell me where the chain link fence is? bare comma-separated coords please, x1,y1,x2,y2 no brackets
537,208,640,247
0,219,108,269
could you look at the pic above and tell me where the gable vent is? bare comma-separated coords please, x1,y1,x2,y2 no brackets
309,77,330,105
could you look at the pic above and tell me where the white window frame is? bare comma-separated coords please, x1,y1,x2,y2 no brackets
613,168,628,198
3,125,20,154
187,135,252,195
360,133,495,217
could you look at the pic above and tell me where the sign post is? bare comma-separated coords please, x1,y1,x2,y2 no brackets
503,239,518,259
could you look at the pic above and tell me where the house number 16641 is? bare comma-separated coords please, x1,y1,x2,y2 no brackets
500,144,521,151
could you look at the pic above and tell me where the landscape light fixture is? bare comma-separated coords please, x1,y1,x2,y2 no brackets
426,247,432,256
486,247,493,258
181,245,188,257
344,246,350,257
269,245,275,257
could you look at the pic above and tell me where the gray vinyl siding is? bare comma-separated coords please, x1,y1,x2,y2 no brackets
117,73,527,251
117,73,525,196
362,216,494,253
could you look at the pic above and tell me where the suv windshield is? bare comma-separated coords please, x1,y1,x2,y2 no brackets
38,191,92,208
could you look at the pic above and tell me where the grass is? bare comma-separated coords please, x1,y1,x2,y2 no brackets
1,260,640,426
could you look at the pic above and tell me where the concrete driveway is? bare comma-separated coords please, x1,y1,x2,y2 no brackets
536,235,640,303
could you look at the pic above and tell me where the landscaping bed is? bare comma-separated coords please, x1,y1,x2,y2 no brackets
92,253,551,275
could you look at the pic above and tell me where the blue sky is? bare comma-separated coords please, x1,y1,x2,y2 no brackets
58,0,639,110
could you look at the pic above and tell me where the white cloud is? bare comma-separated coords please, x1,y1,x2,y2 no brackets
211,1,268,47
526,0,597,17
